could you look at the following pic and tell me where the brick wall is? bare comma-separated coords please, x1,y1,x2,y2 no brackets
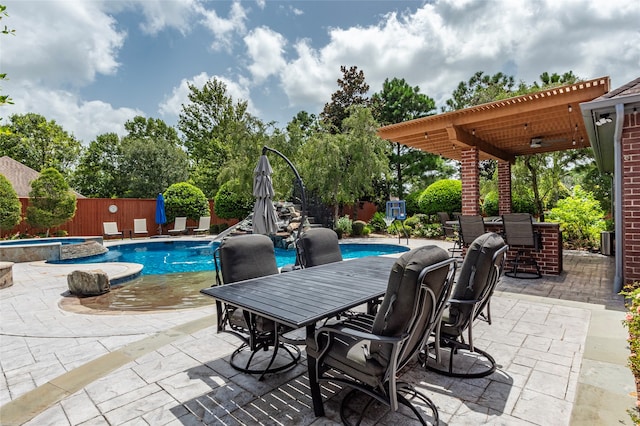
461,148,480,215
623,111,640,284
498,161,512,215
485,222,562,275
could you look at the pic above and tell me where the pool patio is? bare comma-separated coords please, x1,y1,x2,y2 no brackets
0,237,634,425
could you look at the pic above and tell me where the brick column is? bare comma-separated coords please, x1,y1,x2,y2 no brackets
461,148,480,215
623,111,640,284
498,161,512,215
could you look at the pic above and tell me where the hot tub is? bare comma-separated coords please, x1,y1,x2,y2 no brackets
0,237,105,263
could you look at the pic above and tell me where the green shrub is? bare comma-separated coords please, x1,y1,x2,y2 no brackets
165,182,210,222
351,220,367,236
368,212,388,232
482,191,499,216
512,193,536,215
405,190,422,216
362,225,371,236
26,168,77,237
547,185,605,249
418,179,462,215
0,173,22,233
213,181,252,220
335,215,352,236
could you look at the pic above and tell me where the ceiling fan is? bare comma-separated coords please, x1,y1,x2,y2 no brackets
529,136,567,149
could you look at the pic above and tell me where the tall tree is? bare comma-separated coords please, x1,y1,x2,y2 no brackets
72,133,125,198
371,77,452,198
26,168,76,236
444,71,521,112
0,172,21,234
120,116,189,198
178,78,254,198
321,66,370,133
0,113,82,175
301,106,389,222
0,3,15,135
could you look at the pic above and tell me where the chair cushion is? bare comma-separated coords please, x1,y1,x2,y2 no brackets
298,228,342,267
443,232,505,336
219,234,279,283
369,245,449,365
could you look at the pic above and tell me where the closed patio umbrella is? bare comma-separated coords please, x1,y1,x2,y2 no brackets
155,193,167,235
252,155,279,235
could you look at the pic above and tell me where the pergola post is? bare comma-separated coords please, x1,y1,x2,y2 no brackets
498,161,512,215
461,148,480,215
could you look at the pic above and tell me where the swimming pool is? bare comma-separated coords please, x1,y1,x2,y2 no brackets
53,240,410,276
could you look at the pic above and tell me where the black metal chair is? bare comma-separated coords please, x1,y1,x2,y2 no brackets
438,212,462,258
423,232,508,378
306,246,457,425
501,213,542,279
458,214,486,248
297,227,343,267
213,234,300,380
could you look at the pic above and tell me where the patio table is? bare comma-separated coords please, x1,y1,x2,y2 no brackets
200,255,397,417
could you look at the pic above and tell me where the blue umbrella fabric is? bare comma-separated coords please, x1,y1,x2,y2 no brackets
155,193,167,235
252,155,279,235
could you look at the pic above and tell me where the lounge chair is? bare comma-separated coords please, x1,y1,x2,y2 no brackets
193,216,211,236
133,218,148,238
102,222,123,239
213,234,301,380
438,212,462,258
168,217,187,236
306,245,456,424
424,232,508,378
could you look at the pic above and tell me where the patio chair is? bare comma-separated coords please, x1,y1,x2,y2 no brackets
102,222,123,239
501,213,542,279
297,227,343,267
193,216,211,236
213,234,301,380
458,214,486,248
133,218,148,238
168,217,187,236
307,245,456,425
437,212,462,258
423,232,508,378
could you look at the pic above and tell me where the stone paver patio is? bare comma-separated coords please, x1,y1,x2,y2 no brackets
0,237,634,425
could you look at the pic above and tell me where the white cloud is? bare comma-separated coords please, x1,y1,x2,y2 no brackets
135,0,200,35
2,0,125,87
196,0,248,51
244,27,287,84
3,81,141,144
277,0,640,114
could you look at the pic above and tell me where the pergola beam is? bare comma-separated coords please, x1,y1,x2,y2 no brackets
446,125,515,163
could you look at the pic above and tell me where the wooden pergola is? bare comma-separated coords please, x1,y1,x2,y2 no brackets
377,76,611,216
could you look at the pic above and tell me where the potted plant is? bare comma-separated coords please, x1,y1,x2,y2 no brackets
621,282,640,424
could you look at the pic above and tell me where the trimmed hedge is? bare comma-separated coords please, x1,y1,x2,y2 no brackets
418,179,462,215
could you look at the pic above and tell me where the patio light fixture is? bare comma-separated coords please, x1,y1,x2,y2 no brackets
595,114,613,126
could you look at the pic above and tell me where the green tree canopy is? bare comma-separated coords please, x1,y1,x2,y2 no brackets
321,65,370,133
26,168,76,236
0,173,21,233
178,78,256,198
301,106,389,222
0,113,82,175
72,133,125,198
371,77,453,198
120,116,189,198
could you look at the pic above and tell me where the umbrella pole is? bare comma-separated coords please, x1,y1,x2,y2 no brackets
261,146,307,261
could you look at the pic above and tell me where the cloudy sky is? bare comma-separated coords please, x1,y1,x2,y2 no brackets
1,0,639,144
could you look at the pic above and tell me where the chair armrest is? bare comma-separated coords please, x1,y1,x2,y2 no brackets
448,297,483,305
315,324,407,345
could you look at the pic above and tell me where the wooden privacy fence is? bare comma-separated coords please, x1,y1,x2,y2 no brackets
4,199,378,238
6,198,233,238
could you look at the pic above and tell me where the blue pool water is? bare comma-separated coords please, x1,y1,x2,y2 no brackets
53,240,409,276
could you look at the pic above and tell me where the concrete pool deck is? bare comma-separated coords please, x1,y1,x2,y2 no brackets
0,236,635,425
